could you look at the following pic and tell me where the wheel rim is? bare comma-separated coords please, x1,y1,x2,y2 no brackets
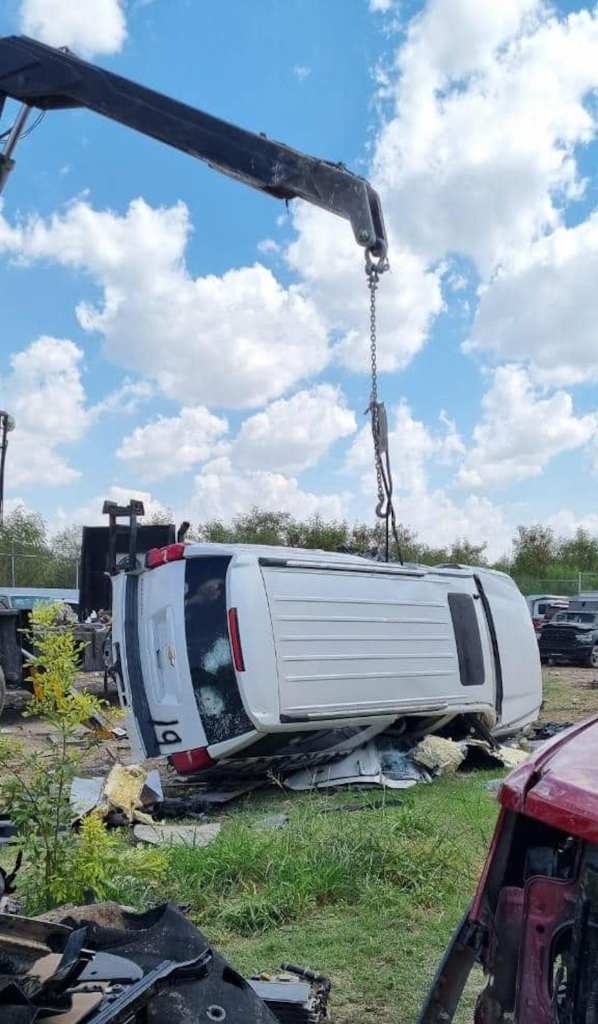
591,646,598,667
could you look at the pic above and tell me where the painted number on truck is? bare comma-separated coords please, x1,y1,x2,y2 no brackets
150,718,182,746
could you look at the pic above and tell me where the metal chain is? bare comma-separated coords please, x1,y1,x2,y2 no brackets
364,250,403,563
366,260,385,519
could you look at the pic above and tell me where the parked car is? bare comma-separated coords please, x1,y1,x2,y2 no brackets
0,587,79,614
109,542,541,775
569,591,598,612
526,593,569,635
539,608,598,666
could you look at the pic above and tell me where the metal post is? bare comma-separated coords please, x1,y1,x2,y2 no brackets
2,104,31,160
579,571,583,594
10,544,15,587
0,411,15,528
0,103,31,194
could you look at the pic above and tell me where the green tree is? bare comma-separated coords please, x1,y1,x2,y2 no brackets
287,514,350,551
0,506,53,587
199,509,292,546
557,528,598,571
448,538,488,566
512,524,557,577
44,524,83,588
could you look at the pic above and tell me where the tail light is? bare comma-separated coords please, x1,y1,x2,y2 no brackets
228,607,245,671
146,543,186,568
170,746,215,774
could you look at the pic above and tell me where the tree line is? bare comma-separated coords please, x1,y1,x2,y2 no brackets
1,505,597,597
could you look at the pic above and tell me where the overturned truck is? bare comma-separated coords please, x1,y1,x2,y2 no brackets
105,503,542,777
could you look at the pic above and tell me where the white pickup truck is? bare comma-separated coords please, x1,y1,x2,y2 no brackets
109,542,541,774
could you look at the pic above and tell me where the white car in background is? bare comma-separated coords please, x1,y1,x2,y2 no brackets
110,544,542,775
526,593,569,636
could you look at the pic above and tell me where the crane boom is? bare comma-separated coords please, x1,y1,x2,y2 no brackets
0,35,387,258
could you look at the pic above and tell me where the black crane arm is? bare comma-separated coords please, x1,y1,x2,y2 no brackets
0,35,387,258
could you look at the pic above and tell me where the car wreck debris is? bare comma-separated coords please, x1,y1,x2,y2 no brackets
284,733,529,791
70,766,163,825
132,822,221,847
0,901,330,1024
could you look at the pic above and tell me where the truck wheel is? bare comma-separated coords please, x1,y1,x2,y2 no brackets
0,666,6,720
587,644,598,669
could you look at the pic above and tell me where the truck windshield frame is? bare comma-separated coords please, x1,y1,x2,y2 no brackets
184,555,252,745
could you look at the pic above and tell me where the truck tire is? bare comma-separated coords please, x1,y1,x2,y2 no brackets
587,644,598,669
0,666,6,720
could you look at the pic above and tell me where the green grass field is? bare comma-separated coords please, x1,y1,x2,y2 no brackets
79,774,500,1024
208,777,500,1024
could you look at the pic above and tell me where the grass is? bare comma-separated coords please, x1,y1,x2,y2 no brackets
43,772,499,1024
209,777,500,1024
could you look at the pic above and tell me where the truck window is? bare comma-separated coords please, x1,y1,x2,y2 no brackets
184,556,252,744
448,593,485,687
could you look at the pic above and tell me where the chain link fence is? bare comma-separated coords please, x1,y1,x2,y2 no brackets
0,547,79,589
513,573,598,597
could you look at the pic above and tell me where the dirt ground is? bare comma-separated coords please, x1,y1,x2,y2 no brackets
0,672,133,776
539,663,598,725
2,663,598,775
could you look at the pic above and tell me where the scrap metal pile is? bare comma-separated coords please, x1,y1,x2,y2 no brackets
0,902,330,1024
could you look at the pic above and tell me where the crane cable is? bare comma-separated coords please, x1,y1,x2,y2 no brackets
364,250,403,564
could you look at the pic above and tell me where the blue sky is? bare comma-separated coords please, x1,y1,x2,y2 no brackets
1,0,598,559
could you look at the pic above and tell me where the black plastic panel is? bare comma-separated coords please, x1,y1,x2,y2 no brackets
448,593,485,687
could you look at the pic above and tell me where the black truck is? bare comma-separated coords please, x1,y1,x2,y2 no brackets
538,608,598,667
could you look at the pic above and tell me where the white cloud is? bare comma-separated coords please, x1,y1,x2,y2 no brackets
459,366,597,489
191,457,347,523
346,403,510,558
286,204,443,374
283,1,598,385
117,405,228,480
54,486,172,531
257,238,281,255
234,385,356,473
467,213,598,385
19,0,127,56
0,198,330,409
546,508,598,539
292,65,312,81
91,379,154,418
372,1,598,275
369,0,394,11
0,336,88,487
347,401,463,488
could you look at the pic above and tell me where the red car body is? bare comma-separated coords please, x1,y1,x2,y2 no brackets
418,715,598,1023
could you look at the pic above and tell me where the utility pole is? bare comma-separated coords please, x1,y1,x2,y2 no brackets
0,410,15,527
